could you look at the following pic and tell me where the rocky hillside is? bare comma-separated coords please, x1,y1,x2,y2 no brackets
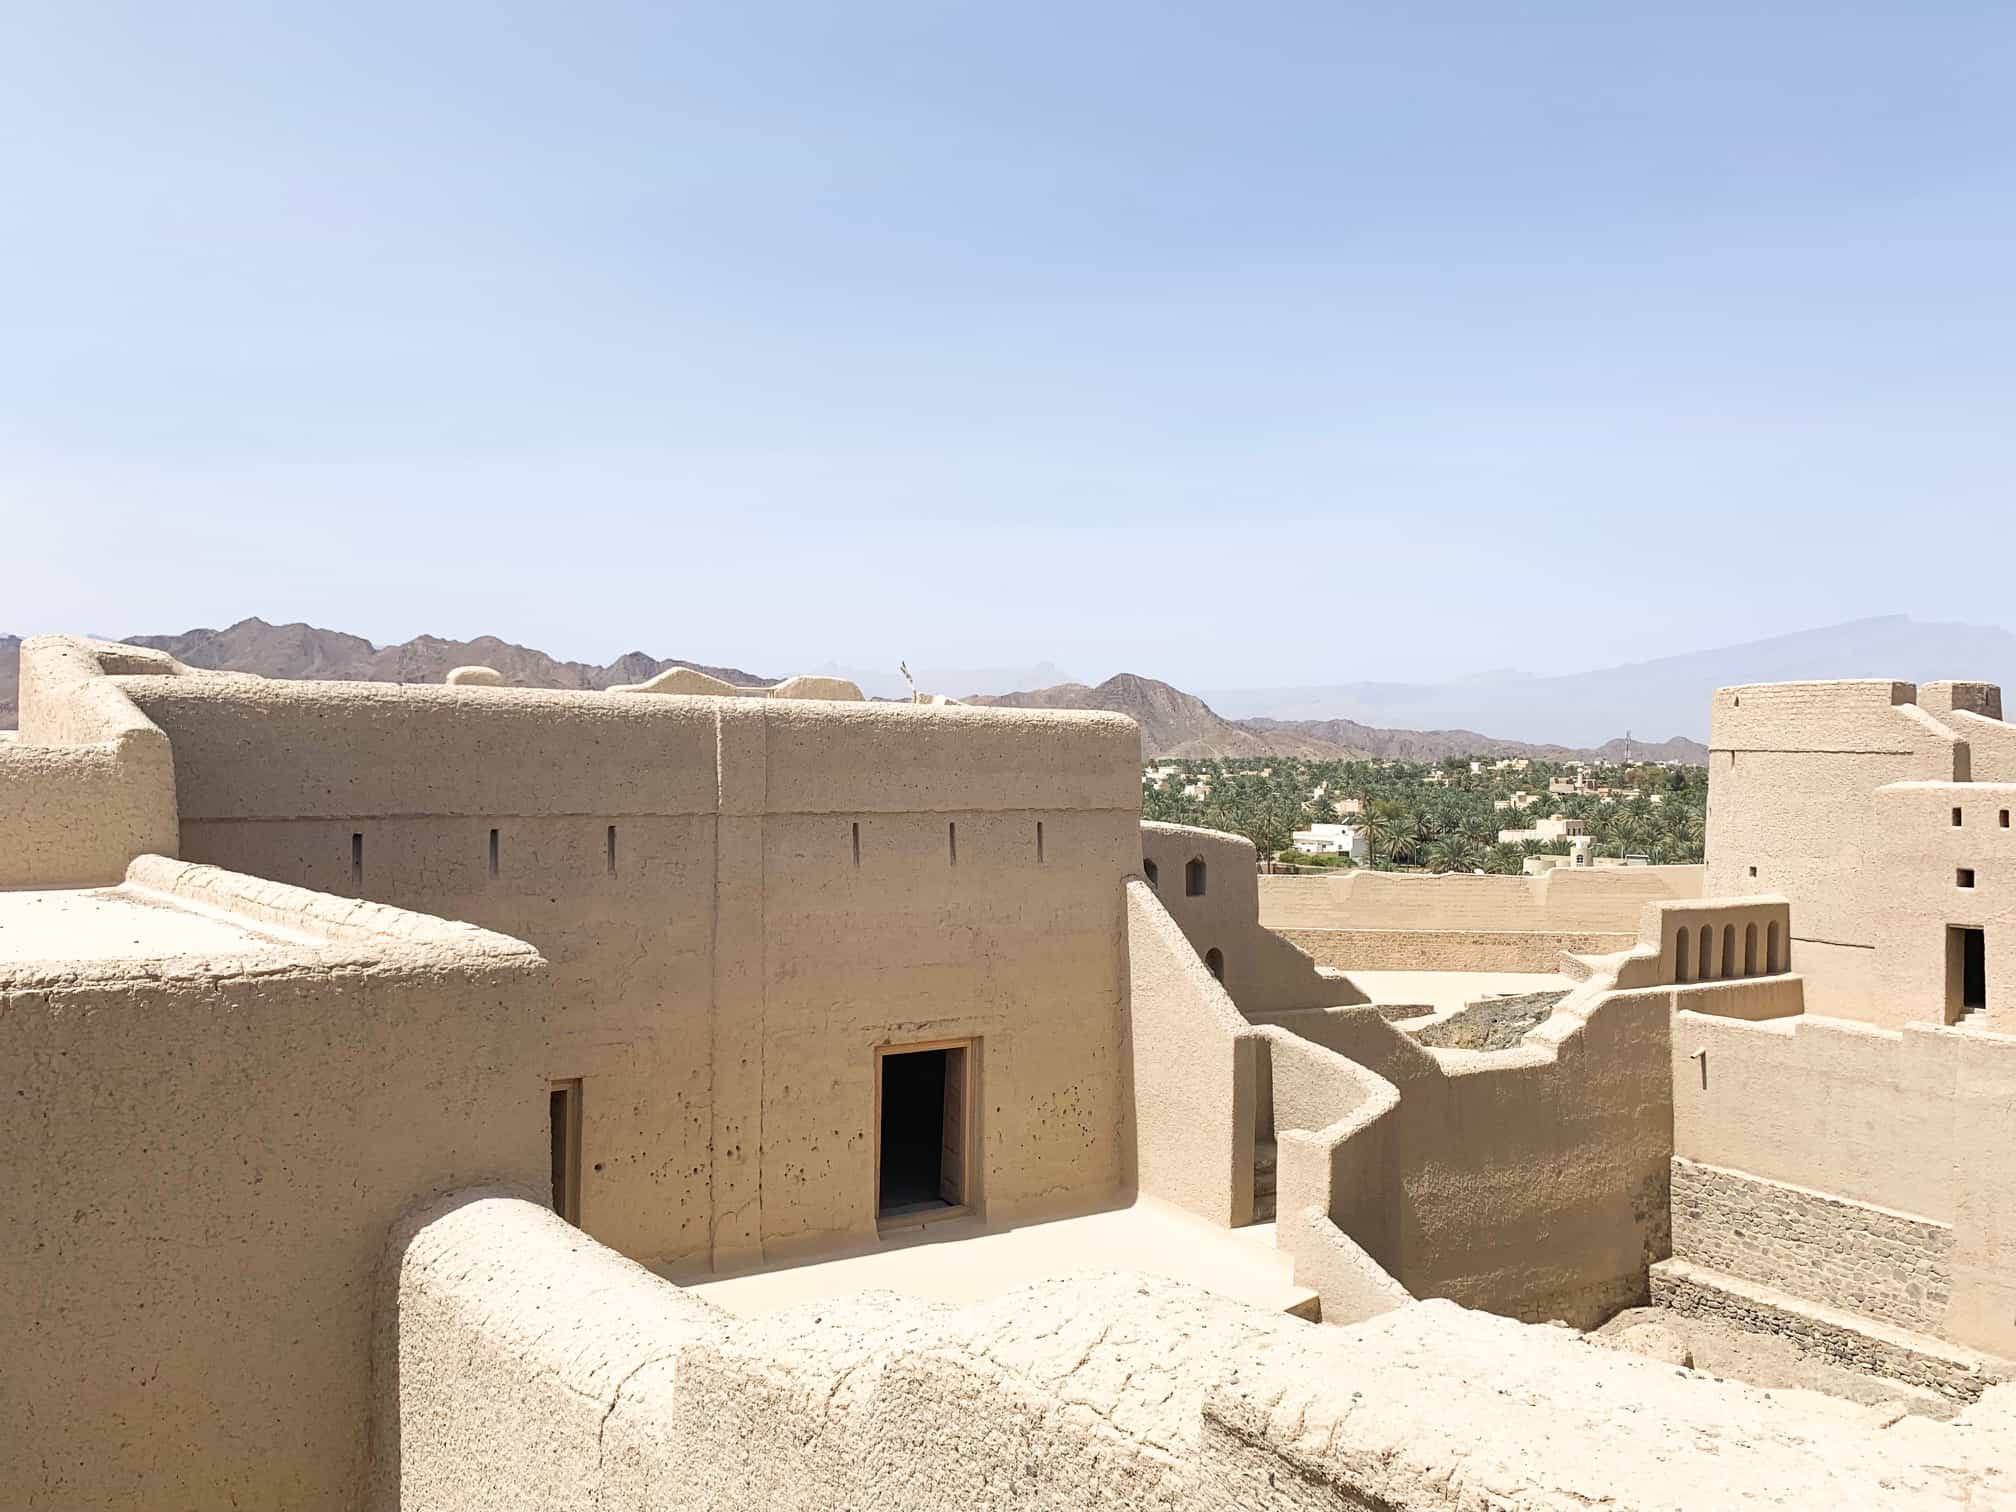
969,674,1365,758
1,625,1705,761
969,675,1707,763
0,620,772,726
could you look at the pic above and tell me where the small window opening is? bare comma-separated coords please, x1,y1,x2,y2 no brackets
351,832,364,891
606,824,617,876
852,821,861,867
948,821,958,866
1748,865,1758,879
488,827,500,879
1953,807,1965,827
549,1079,582,1226
878,1043,970,1222
1958,868,1977,889
1143,858,1159,889
1036,820,1045,863
1951,926,1987,1018
1185,857,1207,896
1204,947,1224,981
2002,810,2011,829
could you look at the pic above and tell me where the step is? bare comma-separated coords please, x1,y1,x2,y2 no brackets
1651,1258,2013,1402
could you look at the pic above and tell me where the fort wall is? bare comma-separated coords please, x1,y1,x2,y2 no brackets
1671,1008,2016,1356
1703,679,1969,1023
0,637,177,885
1670,1158,1952,1336
1257,864,1701,972
2,858,549,1511
375,1192,2016,1512
1139,820,1365,1011
114,667,1141,1269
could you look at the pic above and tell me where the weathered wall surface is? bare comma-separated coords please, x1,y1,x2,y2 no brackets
376,1193,2016,1512
2,860,549,1512
1139,821,1364,1012
1671,1157,1953,1336
1704,680,1967,1024
0,638,178,885
1259,864,1704,933
1871,780,2016,1029
1258,865,1699,973
1124,878,1255,1227
1277,925,1630,972
1673,1008,2016,1357
1255,974,1673,1327
117,670,1140,1269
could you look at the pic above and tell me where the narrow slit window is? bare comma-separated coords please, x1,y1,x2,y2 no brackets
1953,807,1965,827
2002,810,2011,829
606,824,617,876
852,821,861,867
948,822,957,866
1185,857,1207,896
488,827,500,879
351,832,363,891
1036,820,1045,862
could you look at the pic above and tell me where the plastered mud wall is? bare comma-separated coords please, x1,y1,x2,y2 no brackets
1258,975,1673,1327
1277,925,1631,972
115,666,1141,1269
1140,821,1365,1011
0,638,177,885
1124,878,1256,1227
2,859,549,1512
1703,678,2016,1025
1258,865,1700,972
1673,1008,2016,1356
1259,864,1704,932
376,1192,2016,1512
1871,779,2016,1029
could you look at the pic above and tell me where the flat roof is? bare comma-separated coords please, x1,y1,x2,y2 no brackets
0,885,315,967
674,1197,1317,1320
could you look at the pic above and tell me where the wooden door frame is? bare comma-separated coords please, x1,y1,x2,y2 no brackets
873,1037,978,1232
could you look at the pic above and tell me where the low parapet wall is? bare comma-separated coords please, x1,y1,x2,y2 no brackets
1277,926,1630,973
1,636,177,885
373,1192,2016,1510
1259,864,1704,934
3,860,548,1511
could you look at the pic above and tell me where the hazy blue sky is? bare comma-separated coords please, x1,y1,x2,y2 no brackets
4,2,2013,685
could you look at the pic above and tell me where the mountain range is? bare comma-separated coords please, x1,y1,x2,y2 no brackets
963,674,1701,762
1198,615,2016,747
5,612,2012,762
0,620,771,728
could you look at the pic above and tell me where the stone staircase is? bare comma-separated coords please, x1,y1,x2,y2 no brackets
1253,1139,1277,1223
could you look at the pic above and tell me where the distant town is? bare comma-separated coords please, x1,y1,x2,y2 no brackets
1141,753,1707,873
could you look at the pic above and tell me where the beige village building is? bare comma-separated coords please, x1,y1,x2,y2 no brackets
4,638,2016,1509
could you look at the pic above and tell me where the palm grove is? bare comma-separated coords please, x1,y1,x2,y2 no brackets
1140,756,1707,874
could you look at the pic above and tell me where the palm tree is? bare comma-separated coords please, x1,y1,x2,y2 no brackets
1425,837,1485,874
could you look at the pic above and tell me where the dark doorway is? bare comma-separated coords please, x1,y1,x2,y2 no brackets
878,1044,969,1222
549,1079,582,1225
1952,926,1987,1018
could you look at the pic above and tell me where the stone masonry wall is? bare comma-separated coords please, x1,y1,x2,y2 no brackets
1277,927,1631,973
1671,1157,1952,1336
